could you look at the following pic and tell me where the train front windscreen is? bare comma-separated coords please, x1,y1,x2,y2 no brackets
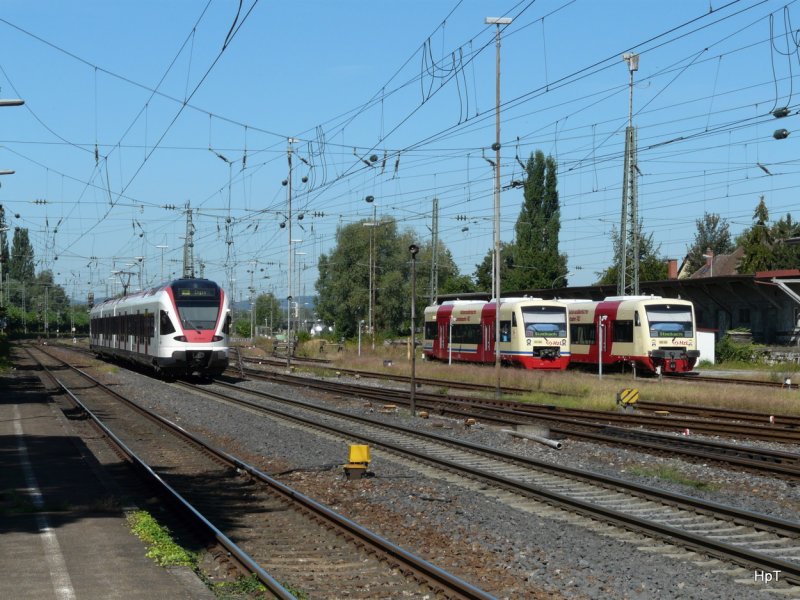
521,306,567,338
645,305,694,338
172,281,221,331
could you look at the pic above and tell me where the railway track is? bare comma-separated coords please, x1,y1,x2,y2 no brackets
28,344,493,600
242,354,800,432
172,375,800,590
235,365,800,480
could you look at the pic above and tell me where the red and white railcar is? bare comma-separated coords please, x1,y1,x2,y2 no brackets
423,297,570,370
567,296,699,374
90,278,230,378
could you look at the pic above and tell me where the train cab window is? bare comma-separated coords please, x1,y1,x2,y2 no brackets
222,313,231,335
646,305,694,338
521,306,567,338
613,320,633,343
160,310,176,335
500,321,511,342
424,322,437,340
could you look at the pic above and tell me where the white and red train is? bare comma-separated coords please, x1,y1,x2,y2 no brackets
422,295,699,374
423,298,570,370
89,278,230,378
567,296,699,374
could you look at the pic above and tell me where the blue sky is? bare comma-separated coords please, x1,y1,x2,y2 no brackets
0,0,797,305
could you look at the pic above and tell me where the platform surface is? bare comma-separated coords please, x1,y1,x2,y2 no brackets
0,362,214,599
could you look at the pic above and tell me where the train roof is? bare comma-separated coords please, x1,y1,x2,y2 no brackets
91,278,222,310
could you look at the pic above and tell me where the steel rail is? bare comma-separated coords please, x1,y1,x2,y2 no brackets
180,378,800,585
24,347,296,600
30,344,494,600
241,366,800,443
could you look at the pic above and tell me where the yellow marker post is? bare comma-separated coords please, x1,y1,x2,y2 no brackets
616,388,639,406
343,444,370,479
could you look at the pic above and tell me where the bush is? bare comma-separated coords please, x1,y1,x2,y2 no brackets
716,334,757,363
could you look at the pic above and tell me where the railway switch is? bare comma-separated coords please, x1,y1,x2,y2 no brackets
344,444,371,479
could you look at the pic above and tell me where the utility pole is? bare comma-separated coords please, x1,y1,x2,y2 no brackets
429,197,438,304
182,203,195,278
618,52,640,296
286,137,297,367
486,16,511,398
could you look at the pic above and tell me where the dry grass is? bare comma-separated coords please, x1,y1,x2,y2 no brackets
296,341,800,417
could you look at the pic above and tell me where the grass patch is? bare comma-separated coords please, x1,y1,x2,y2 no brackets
127,510,196,568
211,573,269,598
628,465,720,492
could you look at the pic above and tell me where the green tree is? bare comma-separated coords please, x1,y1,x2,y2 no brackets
0,204,9,266
254,292,281,332
505,151,568,290
316,217,398,337
9,227,35,283
415,242,475,301
596,225,668,285
474,241,514,293
737,197,772,273
316,216,470,337
685,212,734,273
770,212,800,269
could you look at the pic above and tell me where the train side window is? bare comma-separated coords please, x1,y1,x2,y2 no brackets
570,324,595,344
452,323,481,344
634,311,640,326
160,310,176,335
613,320,633,342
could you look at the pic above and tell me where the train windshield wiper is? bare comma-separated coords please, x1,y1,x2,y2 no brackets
183,319,202,331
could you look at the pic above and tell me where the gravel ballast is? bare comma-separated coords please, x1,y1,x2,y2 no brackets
72,353,800,599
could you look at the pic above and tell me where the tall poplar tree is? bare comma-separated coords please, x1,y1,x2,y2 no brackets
9,228,35,285
505,150,567,290
0,205,9,266
737,197,772,273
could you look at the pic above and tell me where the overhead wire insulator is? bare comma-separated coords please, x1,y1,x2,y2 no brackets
773,107,790,118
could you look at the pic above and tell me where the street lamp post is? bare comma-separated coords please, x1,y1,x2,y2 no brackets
409,244,419,416
156,245,169,282
286,295,293,369
0,226,8,311
486,16,512,399
551,271,574,289
358,320,364,356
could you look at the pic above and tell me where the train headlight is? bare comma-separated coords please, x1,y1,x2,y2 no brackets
212,335,223,341
174,335,187,342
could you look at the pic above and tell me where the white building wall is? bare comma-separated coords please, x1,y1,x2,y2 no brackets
697,330,715,364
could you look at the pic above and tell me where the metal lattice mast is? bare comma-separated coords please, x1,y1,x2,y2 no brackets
182,202,194,278
630,127,640,295
618,53,640,296
429,197,438,303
